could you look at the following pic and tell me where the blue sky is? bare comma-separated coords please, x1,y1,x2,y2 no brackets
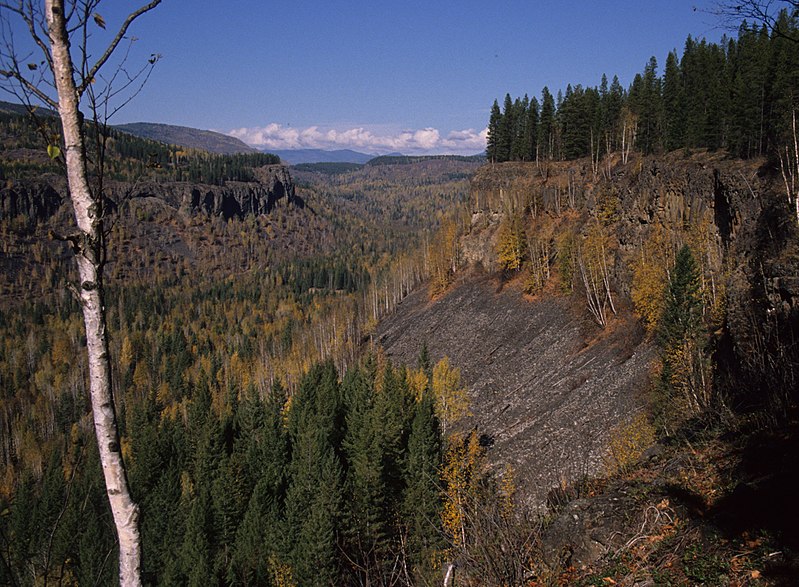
5,1,730,154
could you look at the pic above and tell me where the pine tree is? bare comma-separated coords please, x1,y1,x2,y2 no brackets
285,363,344,586
662,50,685,151
403,389,444,581
486,100,502,162
538,87,557,160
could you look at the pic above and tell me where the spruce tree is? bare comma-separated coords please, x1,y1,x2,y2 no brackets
341,366,389,581
285,363,344,586
403,389,444,581
486,100,502,162
538,87,557,160
662,50,685,151
497,93,515,162
524,97,540,161
658,245,703,350
232,382,289,584
656,245,707,429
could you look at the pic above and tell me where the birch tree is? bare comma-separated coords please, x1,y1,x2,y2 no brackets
1,2,161,585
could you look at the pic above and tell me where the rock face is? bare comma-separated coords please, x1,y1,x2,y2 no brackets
0,164,297,222
117,164,298,220
469,153,799,409
0,176,64,222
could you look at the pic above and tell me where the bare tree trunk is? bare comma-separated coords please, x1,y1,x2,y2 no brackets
45,2,141,584
778,109,799,225
443,563,455,587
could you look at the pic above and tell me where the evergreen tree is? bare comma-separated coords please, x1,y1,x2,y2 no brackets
656,245,709,429
658,245,703,349
538,87,557,160
765,10,799,152
510,95,530,160
341,366,390,581
728,24,770,157
403,389,444,581
231,382,289,584
523,96,540,161
285,363,344,585
417,341,433,378
605,75,626,153
486,99,502,162
630,56,663,154
681,36,706,148
285,425,342,586
662,50,685,151
497,93,515,162
179,488,214,587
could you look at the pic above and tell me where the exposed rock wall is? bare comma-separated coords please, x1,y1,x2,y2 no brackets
0,175,64,222
0,164,297,222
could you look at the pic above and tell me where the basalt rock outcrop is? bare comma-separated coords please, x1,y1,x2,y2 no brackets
0,164,298,223
0,175,64,223
468,153,799,404
143,164,298,219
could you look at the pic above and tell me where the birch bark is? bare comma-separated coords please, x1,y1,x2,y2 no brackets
45,1,143,584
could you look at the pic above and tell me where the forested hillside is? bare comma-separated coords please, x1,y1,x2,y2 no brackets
0,121,482,583
0,108,279,185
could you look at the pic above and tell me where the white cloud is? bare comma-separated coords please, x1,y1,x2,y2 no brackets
227,123,487,156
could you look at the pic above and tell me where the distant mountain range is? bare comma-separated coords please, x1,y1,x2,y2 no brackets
1,100,422,163
269,148,389,165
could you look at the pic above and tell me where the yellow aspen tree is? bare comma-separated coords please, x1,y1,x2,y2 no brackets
432,357,470,437
631,223,676,331
496,213,526,272
406,367,430,402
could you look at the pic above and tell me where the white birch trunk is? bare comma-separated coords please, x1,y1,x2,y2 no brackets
45,2,142,585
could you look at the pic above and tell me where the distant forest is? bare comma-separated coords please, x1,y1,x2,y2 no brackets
486,10,799,162
0,111,280,185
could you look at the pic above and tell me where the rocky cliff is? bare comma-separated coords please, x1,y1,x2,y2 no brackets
0,164,297,223
468,152,799,400
0,175,64,222
121,164,298,220
379,151,799,512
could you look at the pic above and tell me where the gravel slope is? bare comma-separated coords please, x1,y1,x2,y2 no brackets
376,274,655,508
